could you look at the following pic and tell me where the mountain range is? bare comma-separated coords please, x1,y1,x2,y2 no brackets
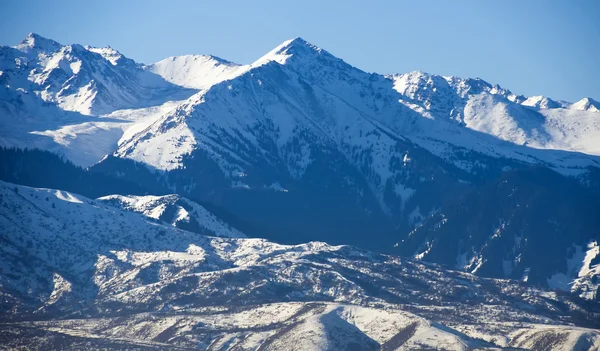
1,33,599,350
1,180,599,350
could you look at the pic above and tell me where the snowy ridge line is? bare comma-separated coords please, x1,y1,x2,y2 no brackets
2,33,600,172
97,193,246,238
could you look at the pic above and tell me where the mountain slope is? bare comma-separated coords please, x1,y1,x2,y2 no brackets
1,180,600,350
395,166,600,300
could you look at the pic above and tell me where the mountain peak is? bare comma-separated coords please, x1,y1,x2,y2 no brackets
278,37,317,51
203,54,239,66
86,45,128,66
521,95,561,109
572,97,600,112
253,37,332,66
146,54,247,89
16,32,61,52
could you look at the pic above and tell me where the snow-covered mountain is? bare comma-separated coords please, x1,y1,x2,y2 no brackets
2,34,599,170
571,97,600,112
1,180,599,350
1,34,599,308
1,33,183,115
388,71,600,163
0,33,200,166
111,38,600,176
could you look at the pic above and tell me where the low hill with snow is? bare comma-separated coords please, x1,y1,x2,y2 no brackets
1,180,599,350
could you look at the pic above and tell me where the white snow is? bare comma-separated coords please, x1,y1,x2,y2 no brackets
146,55,249,90
55,190,83,203
86,46,125,66
521,95,561,109
97,193,246,238
578,241,599,278
571,97,600,112
47,273,72,305
547,242,600,299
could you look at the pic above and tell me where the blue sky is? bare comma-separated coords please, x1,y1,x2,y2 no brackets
1,0,598,101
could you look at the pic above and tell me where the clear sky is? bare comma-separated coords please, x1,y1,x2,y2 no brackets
1,0,598,102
